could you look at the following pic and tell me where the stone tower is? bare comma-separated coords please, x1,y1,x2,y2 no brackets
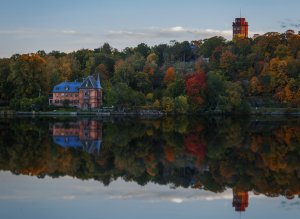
233,17,249,39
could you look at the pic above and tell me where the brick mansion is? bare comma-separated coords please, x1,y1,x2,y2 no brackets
49,75,102,110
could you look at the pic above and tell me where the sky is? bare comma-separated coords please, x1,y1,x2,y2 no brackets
0,0,300,57
1,171,300,219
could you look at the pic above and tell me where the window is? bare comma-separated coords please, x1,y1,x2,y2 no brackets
61,93,64,97
85,91,89,97
66,93,68,97
56,93,58,97
75,94,78,97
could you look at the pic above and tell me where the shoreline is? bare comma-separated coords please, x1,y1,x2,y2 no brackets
1,107,300,117
0,109,165,117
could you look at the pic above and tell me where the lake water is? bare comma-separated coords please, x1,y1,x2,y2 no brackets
0,116,300,219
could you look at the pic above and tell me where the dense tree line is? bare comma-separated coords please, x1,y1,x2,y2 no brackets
1,117,300,198
1,31,300,113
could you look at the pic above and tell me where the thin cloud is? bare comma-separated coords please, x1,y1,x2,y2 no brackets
106,26,233,40
61,30,77,34
62,195,76,200
107,30,149,39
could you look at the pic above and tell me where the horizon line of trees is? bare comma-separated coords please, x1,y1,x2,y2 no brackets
1,30,300,113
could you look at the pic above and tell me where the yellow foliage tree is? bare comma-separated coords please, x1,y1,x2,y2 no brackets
249,76,263,95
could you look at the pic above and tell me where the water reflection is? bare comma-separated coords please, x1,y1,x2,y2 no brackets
51,120,102,153
233,191,249,212
1,116,300,214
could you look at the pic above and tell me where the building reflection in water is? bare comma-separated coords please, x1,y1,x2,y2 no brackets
51,119,102,154
232,191,249,212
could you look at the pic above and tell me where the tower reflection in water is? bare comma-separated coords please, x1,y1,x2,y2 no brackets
51,119,102,154
232,191,249,212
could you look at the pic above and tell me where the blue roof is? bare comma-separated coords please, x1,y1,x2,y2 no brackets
53,81,82,93
82,140,102,154
53,75,102,92
53,136,82,148
80,75,102,89
96,74,102,89
53,136,102,154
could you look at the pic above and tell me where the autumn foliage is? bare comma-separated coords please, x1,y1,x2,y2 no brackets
185,72,207,106
163,67,176,85
2,117,300,198
2,30,300,112
184,134,207,160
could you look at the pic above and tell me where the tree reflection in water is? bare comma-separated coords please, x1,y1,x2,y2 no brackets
1,116,300,212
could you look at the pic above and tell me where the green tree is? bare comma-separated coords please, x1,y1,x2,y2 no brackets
165,78,185,98
174,96,189,114
106,83,145,107
132,71,152,93
254,33,281,58
8,54,47,99
134,43,151,58
219,81,243,112
206,71,226,110
288,34,300,58
162,97,174,113
0,59,13,102
275,44,290,59
99,43,112,54
199,36,226,58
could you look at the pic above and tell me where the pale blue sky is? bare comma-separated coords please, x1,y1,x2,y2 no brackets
0,171,299,219
0,0,300,57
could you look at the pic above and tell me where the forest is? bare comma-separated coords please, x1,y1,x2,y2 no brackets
1,31,300,113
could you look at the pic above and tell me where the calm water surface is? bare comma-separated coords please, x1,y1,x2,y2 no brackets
0,116,300,219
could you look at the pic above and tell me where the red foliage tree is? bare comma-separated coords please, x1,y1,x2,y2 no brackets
185,72,207,105
184,133,207,160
